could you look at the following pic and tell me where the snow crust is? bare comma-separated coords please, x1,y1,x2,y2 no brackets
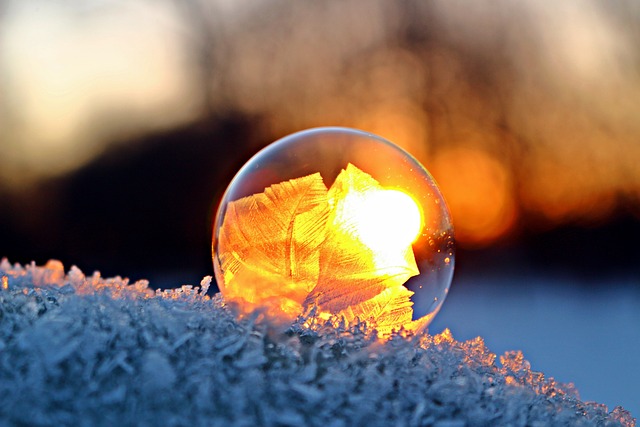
0,259,635,427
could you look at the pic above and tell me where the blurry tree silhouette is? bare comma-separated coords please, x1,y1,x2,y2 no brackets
1,0,640,280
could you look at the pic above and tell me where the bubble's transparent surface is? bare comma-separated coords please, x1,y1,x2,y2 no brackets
213,127,454,333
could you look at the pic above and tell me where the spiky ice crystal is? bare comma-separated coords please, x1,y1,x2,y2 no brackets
213,127,455,332
0,259,635,426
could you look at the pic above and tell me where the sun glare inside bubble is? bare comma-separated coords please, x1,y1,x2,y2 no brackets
213,127,454,335
346,188,423,249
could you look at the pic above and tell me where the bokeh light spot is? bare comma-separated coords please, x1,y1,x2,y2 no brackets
431,147,517,247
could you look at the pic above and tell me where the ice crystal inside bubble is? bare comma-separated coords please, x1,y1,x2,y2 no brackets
212,127,455,334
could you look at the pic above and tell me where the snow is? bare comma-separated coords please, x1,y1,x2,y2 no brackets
0,259,636,426
430,274,640,418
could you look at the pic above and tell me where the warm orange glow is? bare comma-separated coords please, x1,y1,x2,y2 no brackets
433,328,454,345
521,154,616,224
431,147,517,247
217,164,425,334
355,99,430,166
5,2,640,245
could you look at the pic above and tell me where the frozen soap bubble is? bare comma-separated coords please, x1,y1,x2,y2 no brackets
212,127,454,335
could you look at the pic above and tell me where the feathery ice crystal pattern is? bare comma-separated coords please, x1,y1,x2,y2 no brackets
218,164,421,334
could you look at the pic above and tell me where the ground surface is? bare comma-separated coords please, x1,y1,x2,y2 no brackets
0,259,635,426
431,273,640,417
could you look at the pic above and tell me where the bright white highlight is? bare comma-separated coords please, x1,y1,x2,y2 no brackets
345,189,423,250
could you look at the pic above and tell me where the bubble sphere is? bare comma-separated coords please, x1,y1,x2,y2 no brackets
213,127,454,334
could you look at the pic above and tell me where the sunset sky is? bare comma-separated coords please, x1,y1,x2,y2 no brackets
1,0,639,253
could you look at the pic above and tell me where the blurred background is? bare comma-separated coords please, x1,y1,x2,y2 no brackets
1,0,638,415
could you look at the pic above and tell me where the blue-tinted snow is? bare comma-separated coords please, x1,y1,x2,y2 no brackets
431,273,640,418
0,259,636,426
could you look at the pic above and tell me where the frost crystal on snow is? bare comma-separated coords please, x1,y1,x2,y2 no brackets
0,259,635,427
